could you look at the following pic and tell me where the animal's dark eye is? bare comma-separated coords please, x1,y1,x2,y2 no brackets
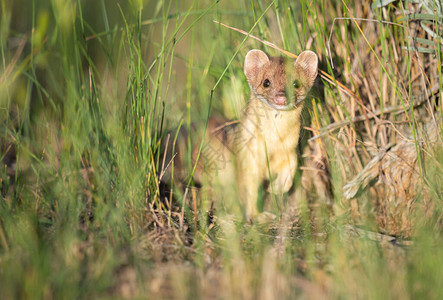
263,79,271,88
293,80,301,88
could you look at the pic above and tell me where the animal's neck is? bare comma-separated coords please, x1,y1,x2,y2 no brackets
245,94,304,130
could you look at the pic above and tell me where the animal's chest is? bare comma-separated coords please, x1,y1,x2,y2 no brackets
253,109,301,154
239,107,302,174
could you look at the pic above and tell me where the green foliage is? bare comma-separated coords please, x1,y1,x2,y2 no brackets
0,0,442,299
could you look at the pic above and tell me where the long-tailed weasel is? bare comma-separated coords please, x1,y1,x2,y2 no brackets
237,49,318,220
192,49,318,221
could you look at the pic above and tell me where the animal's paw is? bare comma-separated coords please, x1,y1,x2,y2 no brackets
268,172,294,194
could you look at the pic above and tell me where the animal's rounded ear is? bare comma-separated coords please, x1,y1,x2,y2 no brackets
294,50,318,87
244,49,269,84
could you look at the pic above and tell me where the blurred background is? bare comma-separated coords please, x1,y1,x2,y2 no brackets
1,0,442,298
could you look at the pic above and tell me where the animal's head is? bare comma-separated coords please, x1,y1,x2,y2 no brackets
244,49,318,111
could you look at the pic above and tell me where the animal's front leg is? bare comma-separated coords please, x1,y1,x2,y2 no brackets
237,158,262,222
241,176,260,222
268,157,297,194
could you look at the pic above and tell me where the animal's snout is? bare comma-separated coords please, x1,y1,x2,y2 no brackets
275,92,287,105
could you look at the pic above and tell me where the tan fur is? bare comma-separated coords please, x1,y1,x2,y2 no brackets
236,99,304,219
